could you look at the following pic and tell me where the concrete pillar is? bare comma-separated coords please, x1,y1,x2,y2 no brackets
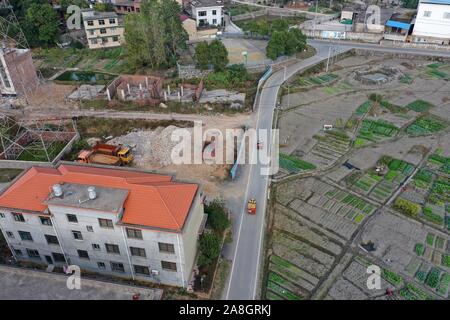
178,91,181,102
167,85,171,95
164,91,167,101
181,86,184,97
145,77,149,88
121,89,125,100
139,83,142,91
106,88,111,101
127,83,130,94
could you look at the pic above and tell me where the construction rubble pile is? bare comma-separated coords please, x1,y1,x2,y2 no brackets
108,126,193,167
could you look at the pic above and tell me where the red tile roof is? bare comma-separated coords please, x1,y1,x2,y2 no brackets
0,164,198,232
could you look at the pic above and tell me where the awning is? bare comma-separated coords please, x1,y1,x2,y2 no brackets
385,20,411,30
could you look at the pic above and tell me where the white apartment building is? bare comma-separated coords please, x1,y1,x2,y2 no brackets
81,9,124,49
0,164,205,288
413,0,450,44
189,0,224,28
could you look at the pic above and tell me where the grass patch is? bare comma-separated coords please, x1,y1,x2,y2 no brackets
405,100,434,113
0,169,23,182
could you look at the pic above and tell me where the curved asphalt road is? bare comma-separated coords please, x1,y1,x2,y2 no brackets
225,41,350,300
225,38,450,300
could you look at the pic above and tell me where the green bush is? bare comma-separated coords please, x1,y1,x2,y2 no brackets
198,233,221,266
205,199,230,234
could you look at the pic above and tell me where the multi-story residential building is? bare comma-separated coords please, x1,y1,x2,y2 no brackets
0,164,205,288
81,9,124,49
413,0,450,44
114,0,142,14
189,0,224,28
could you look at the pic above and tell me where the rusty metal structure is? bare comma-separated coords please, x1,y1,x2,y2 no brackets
0,114,77,162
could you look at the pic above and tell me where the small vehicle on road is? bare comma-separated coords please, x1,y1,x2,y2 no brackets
247,198,256,215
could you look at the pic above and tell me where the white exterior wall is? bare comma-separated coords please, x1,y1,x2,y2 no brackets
83,15,124,49
0,210,64,264
413,2,450,41
0,193,204,288
192,5,223,27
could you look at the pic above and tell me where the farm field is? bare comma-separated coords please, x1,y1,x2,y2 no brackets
393,150,450,233
358,210,449,299
269,53,450,300
342,156,416,204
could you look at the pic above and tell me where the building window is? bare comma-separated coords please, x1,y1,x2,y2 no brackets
110,261,125,273
0,212,5,218
423,11,431,17
100,28,107,34
102,37,108,44
212,19,217,25
86,225,94,232
97,262,106,269
130,246,146,258
72,230,83,241
198,11,207,16
98,19,105,25
112,36,119,42
134,265,150,276
12,212,25,222
13,249,22,256
6,231,14,238
109,18,116,24
91,39,98,45
67,214,78,223
77,250,89,260
105,243,120,254
87,20,94,26
161,261,177,271
45,234,59,245
126,228,142,240
98,218,113,229
40,216,52,226
52,252,66,262
444,12,450,19
212,10,217,15
26,249,40,259
158,242,175,254
92,243,101,251
89,30,94,35
18,231,33,241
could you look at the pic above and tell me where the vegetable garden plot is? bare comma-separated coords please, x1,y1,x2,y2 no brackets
406,115,448,136
354,119,400,147
405,100,434,113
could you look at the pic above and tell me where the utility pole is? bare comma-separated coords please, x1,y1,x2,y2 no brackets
312,0,318,36
283,65,287,82
326,46,331,73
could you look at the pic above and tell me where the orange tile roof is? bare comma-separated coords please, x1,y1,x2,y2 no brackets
0,164,198,232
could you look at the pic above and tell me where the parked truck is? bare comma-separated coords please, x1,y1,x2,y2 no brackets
92,143,134,164
76,150,121,166
76,143,134,166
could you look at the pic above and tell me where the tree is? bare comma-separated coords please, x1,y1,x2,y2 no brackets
270,18,289,33
402,0,419,8
24,3,59,47
285,28,306,55
208,39,228,72
266,31,287,60
194,41,210,70
205,199,230,233
94,3,115,11
198,233,221,266
124,0,187,69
